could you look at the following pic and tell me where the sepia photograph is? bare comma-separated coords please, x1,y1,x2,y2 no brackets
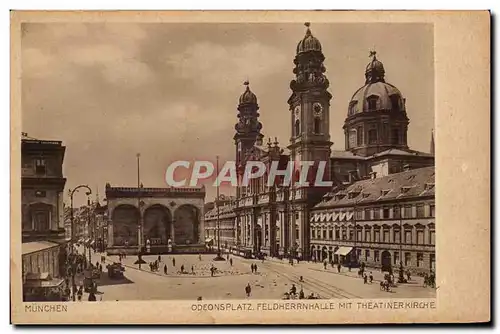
10,10,490,324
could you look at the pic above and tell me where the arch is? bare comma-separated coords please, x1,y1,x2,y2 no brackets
295,119,300,137
112,204,139,247
367,95,379,111
29,202,53,231
173,204,200,245
368,128,378,144
314,116,321,134
381,250,392,272
143,204,172,245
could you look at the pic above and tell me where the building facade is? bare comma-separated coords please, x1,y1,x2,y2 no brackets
21,137,68,299
203,23,435,273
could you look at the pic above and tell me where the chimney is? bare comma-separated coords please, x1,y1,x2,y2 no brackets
403,164,410,172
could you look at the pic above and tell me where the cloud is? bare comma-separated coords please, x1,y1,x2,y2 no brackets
166,41,288,90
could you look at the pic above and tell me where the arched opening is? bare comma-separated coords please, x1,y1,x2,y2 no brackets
381,250,392,272
391,128,400,145
368,129,378,144
295,119,300,137
29,202,53,231
112,204,139,246
173,204,200,245
390,94,400,112
367,95,379,111
314,116,321,134
144,204,172,246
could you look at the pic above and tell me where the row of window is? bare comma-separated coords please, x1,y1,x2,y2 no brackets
22,158,47,175
348,203,435,220
294,117,323,137
363,250,435,268
311,227,435,245
348,95,402,115
348,127,402,148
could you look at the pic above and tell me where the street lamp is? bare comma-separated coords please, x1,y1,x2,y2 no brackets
69,184,92,301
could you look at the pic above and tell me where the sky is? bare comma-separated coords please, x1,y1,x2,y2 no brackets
21,22,434,206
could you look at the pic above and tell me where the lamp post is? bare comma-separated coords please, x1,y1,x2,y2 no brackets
398,204,405,283
69,184,92,301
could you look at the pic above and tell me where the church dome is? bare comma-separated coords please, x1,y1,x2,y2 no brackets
347,52,405,117
239,81,257,105
296,22,322,54
348,82,404,116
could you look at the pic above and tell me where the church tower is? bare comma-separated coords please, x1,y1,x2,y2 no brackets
234,81,263,196
287,23,333,184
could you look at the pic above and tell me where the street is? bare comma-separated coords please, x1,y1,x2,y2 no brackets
76,248,436,301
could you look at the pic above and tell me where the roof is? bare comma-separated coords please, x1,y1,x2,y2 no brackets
205,202,236,219
371,148,434,158
22,241,60,255
331,150,366,160
315,166,435,209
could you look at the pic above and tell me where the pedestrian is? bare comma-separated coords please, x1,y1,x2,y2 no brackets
191,265,194,274
406,270,411,281
290,284,297,295
323,261,327,270
245,283,251,297
77,286,83,302
180,264,185,273
299,289,305,299
337,263,341,273
254,264,258,273
369,272,374,284
250,264,254,273
172,257,176,267
158,255,161,263
229,258,233,266
88,292,96,302
363,274,368,284
164,264,168,275
199,254,202,261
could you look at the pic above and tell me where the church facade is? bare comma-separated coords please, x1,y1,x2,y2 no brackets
204,23,435,273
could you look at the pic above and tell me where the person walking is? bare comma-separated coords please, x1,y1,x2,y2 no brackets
250,264,254,273
88,292,97,302
369,272,374,284
254,264,258,273
199,254,202,261
229,258,233,266
172,257,176,267
245,283,252,297
323,261,327,270
191,265,194,274
337,263,341,273
180,264,185,273
164,264,168,275
363,273,368,284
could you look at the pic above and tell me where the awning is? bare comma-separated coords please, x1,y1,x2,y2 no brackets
334,246,353,256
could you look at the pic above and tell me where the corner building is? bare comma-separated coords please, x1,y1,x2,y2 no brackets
204,24,435,274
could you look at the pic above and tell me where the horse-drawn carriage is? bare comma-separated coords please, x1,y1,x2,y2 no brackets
107,262,126,279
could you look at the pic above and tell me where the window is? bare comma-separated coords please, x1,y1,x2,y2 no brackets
35,158,46,175
430,253,436,271
355,210,363,220
417,253,424,267
295,228,299,241
429,230,435,245
373,208,380,219
391,128,400,145
365,229,371,242
335,229,340,240
295,120,300,137
364,208,371,220
323,230,327,239
357,126,363,145
416,204,425,218
404,252,411,266
374,230,380,242
383,208,390,219
295,212,299,220
356,230,362,242
374,251,380,262
349,130,357,148
429,204,435,217
393,206,401,219
312,230,316,239
404,206,413,218
341,229,347,240
368,129,378,144
348,102,357,116
349,230,354,241
314,117,321,134
394,229,401,243
383,230,390,243
329,229,333,239
390,95,400,111
417,230,424,245
367,96,378,110
365,250,370,261
34,210,50,231
405,230,412,244
394,252,400,265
